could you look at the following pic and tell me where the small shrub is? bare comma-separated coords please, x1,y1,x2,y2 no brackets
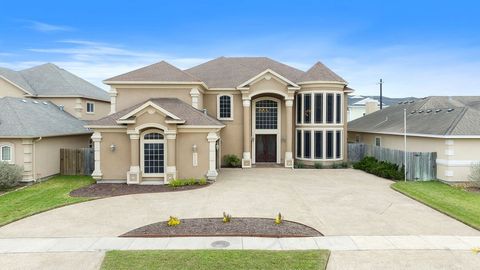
168,178,207,188
275,213,283,225
353,156,404,181
223,212,232,223
224,154,241,168
340,162,349,168
314,162,323,169
331,163,340,169
468,163,480,188
167,216,181,226
295,161,305,168
198,178,207,185
0,162,22,190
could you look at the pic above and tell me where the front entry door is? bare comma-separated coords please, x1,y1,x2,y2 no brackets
255,134,277,162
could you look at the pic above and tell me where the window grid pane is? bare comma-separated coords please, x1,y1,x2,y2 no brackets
326,131,334,159
314,94,323,123
304,131,311,158
326,94,334,123
255,100,278,129
315,131,323,159
144,133,164,140
296,94,302,124
336,131,341,158
219,96,231,118
336,94,342,123
1,146,11,161
144,143,164,174
304,94,311,123
296,130,302,158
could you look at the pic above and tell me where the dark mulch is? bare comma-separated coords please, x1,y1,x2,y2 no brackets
120,217,323,238
0,183,28,195
466,187,480,193
70,183,210,198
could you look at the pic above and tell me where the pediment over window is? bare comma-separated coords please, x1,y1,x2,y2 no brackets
117,100,184,125
237,69,299,99
237,69,300,90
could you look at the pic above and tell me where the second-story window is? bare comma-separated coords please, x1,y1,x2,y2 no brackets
86,102,95,113
217,95,233,120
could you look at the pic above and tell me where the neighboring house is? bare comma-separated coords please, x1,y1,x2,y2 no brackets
0,97,92,182
348,96,480,182
0,63,110,120
347,95,415,121
87,57,352,184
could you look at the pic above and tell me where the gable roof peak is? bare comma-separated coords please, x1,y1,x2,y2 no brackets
299,61,346,83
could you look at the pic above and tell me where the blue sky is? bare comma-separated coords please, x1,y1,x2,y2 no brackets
1,0,479,97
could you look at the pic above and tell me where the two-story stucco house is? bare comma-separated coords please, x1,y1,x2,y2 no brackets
86,57,352,184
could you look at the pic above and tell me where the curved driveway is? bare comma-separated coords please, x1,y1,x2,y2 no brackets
0,168,478,238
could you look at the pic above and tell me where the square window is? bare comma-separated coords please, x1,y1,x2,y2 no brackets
86,102,95,113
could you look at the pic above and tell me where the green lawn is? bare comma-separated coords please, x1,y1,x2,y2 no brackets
0,175,94,226
101,250,330,270
392,181,480,230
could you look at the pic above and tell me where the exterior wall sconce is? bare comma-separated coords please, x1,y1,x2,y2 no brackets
192,144,197,153
110,144,116,152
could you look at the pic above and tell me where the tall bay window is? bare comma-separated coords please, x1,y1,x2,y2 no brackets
295,129,343,160
296,92,342,124
296,94,302,124
314,94,323,123
336,94,342,124
304,94,311,123
326,94,334,124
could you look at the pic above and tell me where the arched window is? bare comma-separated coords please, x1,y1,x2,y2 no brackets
0,144,13,164
141,131,165,176
217,95,233,120
255,100,278,129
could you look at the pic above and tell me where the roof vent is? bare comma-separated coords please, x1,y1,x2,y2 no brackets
426,109,432,113
403,101,409,104
33,100,39,104
410,110,416,114
58,105,65,111
409,100,414,103
42,101,48,105
21,99,27,103
202,109,207,115
435,109,442,113
418,110,424,113
398,101,403,104
447,108,455,112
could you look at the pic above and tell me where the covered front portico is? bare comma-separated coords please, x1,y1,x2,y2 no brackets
238,69,299,168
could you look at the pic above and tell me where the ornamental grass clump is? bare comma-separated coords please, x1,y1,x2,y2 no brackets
167,216,181,227
0,162,22,190
275,213,283,225
223,212,232,223
468,163,480,188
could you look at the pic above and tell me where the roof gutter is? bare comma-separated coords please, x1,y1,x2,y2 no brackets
349,130,480,139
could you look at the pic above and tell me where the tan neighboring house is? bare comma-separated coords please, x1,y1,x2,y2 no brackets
348,96,480,183
0,97,91,182
0,63,110,120
87,57,352,184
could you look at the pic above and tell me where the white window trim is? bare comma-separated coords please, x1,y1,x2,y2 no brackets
252,97,281,164
375,136,382,147
295,90,343,127
0,143,14,164
86,101,95,114
295,127,344,161
217,94,234,120
140,129,166,178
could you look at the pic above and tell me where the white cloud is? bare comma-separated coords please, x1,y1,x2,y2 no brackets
27,20,73,32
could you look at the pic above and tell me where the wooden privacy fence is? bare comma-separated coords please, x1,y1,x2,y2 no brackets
60,148,94,176
348,143,437,180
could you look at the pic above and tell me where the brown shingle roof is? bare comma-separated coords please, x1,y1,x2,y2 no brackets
88,98,224,127
298,61,346,83
104,61,200,82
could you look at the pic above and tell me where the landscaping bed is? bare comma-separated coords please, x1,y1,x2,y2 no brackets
121,217,322,238
70,182,210,198
101,250,330,270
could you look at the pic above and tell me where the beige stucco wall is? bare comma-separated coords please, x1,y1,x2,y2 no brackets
348,131,480,182
99,131,131,181
115,86,203,112
0,139,24,165
176,132,210,179
46,97,109,120
34,134,91,179
0,78,27,98
81,99,110,120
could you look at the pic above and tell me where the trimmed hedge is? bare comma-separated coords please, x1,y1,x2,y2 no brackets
353,156,404,180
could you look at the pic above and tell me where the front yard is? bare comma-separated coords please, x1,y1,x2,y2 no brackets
0,175,94,226
392,181,480,230
101,250,330,270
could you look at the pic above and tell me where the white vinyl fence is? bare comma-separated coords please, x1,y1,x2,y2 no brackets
348,143,437,180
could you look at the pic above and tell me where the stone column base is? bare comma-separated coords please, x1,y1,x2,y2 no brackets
92,171,103,181
127,166,141,184
242,152,252,168
165,166,177,184
206,170,218,180
284,152,294,168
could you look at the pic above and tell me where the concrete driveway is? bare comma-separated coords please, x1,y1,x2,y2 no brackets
0,168,478,238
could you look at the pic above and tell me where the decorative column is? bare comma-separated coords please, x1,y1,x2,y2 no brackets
22,139,34,181
109,87,117,115
241,99,252,168
127,133,141,184
285,99,294,168
91,132,103,180
206,132,219,180
74,98,83,118
165,131,177,184
190,88,200,109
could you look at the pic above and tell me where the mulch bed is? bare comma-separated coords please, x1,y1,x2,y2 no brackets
120,217,323,238
465,187,480,193
70,183,210,198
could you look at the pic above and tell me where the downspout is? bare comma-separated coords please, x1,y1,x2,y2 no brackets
33,137,43,182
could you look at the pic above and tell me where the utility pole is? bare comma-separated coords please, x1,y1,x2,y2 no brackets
379,79,383,110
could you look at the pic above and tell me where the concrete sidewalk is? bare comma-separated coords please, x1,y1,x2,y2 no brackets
0,235,479,253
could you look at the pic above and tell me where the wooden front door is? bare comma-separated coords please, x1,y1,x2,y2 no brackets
255,134,277,162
